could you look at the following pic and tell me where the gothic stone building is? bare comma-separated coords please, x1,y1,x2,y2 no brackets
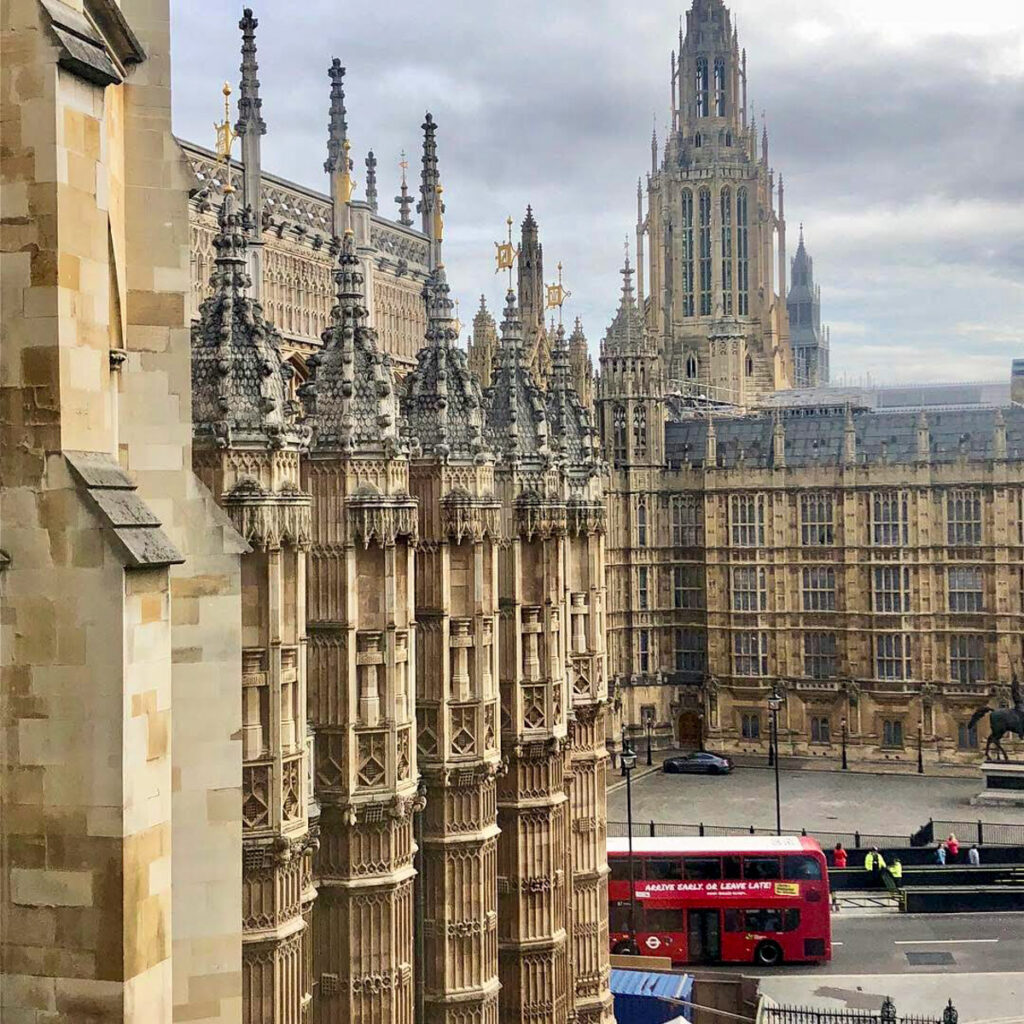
2,4,614,1024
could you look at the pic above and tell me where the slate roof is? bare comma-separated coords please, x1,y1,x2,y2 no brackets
665,407,1024,469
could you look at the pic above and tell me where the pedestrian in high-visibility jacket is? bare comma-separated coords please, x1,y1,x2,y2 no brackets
865,847,886,885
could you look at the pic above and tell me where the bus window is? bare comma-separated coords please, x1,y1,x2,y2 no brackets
683,857,721,880
783,909,801,932
610,901,633,932
645,907,685,932
783,855,823,881
722,855,742,880
646,858,683,881
723,909,743,932
744,857,781,881
608,858,632,882
745,908,784,932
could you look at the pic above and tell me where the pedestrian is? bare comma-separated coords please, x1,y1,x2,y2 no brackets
833,843,847,869
889,858,903,886
865,846,886,884
947,833,960,861
968,844,980,866
935,842,946,866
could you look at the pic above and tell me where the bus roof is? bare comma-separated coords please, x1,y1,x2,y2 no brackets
606,836,822,856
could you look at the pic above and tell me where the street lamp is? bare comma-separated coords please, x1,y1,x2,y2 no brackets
622,744,640,954
645,715,653,767
620,724,628,778
841,716,848,771
917,721,924,775
767,684,784,836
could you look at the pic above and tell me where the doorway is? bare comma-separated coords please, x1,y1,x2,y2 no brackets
676,711,702,749
687,909,721,963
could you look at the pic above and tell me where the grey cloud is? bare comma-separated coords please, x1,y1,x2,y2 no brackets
171,1,1024,385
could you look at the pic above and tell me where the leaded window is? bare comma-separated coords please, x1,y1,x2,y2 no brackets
682,190,695,317
882,719,904,748
699,188,712,315
875,634,911,680
633,406,647,457
741,712,761,739
731,566,767,612
673,566,705,609
638,628,651,673
800,492,834,546
612,403,627,466
958,721,979,749
696,58,709,117
872,566,910,613
948,566,983,613
810,716,831,744
714,57,726,116
637,501,648,547
671,495,703,546
802,567,836,612
803,632,837,679
947,489,982,546
733,631,768,676
638,567,649,610
675,628,707,675
721,187,733,315
730,493,765,548
737,188,749,315
870,491,908,546
949,634,985,684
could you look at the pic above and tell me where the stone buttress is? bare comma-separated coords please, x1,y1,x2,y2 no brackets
301,233,418,1024
402,263,502,1024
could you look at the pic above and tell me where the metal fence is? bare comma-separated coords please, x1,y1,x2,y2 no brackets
763,1001,955,1024
607,816,1023,850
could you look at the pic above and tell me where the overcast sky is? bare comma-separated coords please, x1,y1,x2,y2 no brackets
170,0,1024,385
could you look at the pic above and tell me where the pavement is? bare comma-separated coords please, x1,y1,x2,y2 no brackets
607,760,1024,839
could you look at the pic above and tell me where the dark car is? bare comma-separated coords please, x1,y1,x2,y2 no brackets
662,752,733,775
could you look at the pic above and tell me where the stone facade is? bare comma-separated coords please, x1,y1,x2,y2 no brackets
637,0,791,405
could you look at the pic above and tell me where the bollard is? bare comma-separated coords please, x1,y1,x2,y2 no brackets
801,828,807,836
649,820,656,837
749,824,755,835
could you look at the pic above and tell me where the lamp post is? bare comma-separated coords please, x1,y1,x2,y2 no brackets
620,723,628,778
645,716,653,767
622,745,640,954
841,716,848,771
768,684,783,836
917,722,924,775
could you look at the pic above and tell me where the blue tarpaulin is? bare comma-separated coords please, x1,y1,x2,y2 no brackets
610,968,694,1024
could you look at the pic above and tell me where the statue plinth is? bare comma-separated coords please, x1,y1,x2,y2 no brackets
971,761,1024,806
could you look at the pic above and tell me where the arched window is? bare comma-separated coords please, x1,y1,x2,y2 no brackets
613,403,627,466
633,406,648,456
746,354,754,377
725,131,732,147
720,187,733,315
698,188,712,316
696,58,709,117
714,58,727,116
686,353,698,380
637,501,648,547
681,190,695,317
737,187,749,316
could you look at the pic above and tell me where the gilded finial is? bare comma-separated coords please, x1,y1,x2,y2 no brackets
433,183,444,243
339,138,357,204
399,149,408,186
214,81,238,193
494,215,518,289
545,260,571,325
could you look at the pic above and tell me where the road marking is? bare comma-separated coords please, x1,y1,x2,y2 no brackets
893,939,998,945
832,942,843,947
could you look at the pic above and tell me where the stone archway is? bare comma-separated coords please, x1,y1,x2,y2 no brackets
676,711,702,750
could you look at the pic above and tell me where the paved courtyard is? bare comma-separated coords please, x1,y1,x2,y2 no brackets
607,763,1023,838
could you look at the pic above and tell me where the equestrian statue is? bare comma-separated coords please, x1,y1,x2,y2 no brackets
968,674,1024,761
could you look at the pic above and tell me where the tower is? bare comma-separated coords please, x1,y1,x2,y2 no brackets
236,7,267,301
468,294,499,389
191,192,317,1024
640,0,791,405
302,234,418,1024
787,226,830,387
568,316,595,411
401,266,502,1024
518,206,552,388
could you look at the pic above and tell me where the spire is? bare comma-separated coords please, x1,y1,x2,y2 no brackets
994,408,1008,460
761,118,769,164
235,8,266,138
842,405,856,466
418,113,441,264
191,191,305,451
395,150,413,227
545,319,598,470
772,413,786,468
916,409,930,463
324,58,348,175
236,8,265,295
705,416,717,467
601,242,647,357
401,266,489,461
365,150,378,212
301,233,401,455
651,119,658,175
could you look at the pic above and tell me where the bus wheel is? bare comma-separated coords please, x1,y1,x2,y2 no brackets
754,941,783,967
612,939,641,956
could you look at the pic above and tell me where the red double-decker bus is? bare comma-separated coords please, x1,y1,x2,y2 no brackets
607,835,831,967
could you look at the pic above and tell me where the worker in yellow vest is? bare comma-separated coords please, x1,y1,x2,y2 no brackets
864,847,886,884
